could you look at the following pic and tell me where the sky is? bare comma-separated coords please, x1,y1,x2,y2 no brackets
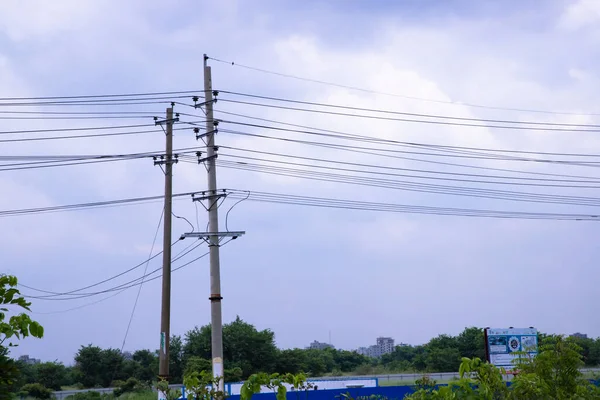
2,0,600,364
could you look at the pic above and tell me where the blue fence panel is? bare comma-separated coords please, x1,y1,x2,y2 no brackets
222,386,416,400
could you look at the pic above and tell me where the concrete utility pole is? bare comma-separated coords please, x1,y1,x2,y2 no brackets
157,107,175,381
181,56,244,390
204,56,226,389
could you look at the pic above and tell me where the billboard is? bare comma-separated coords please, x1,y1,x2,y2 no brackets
484,327,538,369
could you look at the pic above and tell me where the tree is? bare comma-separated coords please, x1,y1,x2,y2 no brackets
184,356,211,376
0,274,44,398
0,275,44,348
35,361,68,390
131,349,158,383
456,327,486,360
74,345,104,388
19,383,53,400
331,349,369,372
275,349,307,374
184,316,278,379
169,335,184,384
425,347,461,372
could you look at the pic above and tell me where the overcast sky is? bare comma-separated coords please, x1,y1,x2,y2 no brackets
2,0,600,364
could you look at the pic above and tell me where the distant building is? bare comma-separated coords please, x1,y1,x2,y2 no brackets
308,340,334,350
357,337,395,358
570,332,588,339
122,351,134,361
18,355,40,365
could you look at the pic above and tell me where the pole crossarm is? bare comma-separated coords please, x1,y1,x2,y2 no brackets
180,231,245,240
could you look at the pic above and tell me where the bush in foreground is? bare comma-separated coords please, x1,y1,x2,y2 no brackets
19,383,53,400
406,336,600,399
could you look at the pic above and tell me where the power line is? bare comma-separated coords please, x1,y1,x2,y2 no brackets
0,148,201,172
25,238,238,303
216,147,600,188
27,248,210,303
225,189,600,221
0,122,159,136
217,121,600,166
0,94,200,107
119,207,164,354
206,55,600,116
218,127,600,181
217,97,600,133
215,110,600,159
219,91,600,129
209,159,600,207
0,125,201,143
0,192,196,218
19,237,179,298
0,90,205,101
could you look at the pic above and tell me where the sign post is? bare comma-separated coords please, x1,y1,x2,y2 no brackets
484,327,538,372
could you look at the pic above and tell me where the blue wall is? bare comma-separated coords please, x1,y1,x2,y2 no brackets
226,386,416,400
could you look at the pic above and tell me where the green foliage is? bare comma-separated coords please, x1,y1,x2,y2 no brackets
64,391,113,400
1,347,21,398
0,275,44,348
156,378,181,400
225,366,244,382
240,372,312,400
19,383,53,399
35,361,69,391
413,375,437,392
0,275,44,399
406,337,600,400
184,316,278,379
184,356,211,376
183,370,227,400
113,377,147,397
168,335,184,384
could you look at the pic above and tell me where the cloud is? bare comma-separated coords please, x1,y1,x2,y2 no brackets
3,0,600,363
559,0,600,30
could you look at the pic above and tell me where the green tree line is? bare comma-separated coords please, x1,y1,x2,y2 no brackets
12,316,600,390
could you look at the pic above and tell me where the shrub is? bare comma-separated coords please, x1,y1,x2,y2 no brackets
112,378,147,397
65,391,113,400
20,383,53,400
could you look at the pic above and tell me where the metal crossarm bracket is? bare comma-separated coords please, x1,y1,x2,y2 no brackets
195,128,218,140
153,154,179,166
192,192,227,202
154,116,180,126
180,231,245,240
197,154,218,164
193,98,218,108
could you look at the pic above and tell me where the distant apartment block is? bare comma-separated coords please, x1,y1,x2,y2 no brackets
570,332,588,339
308,340,334,350
357,337,395,358
18,355,41,365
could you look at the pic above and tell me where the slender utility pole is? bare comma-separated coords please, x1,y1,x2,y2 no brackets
204,55,225,389
158,107,174,380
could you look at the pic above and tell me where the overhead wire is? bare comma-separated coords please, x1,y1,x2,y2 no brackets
217,97,600,133
216,148,600,188
25,237,238,304
119,207,164,353
218,91,600,129
217,126,600,181
206,159,600,207
0,124,203,143
225,189,600,221
0,90,206,101
206,55,600,116
217,121,600,166
0,192,196,218
214,109,600,167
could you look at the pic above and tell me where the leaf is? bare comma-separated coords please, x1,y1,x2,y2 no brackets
276,384,287,400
